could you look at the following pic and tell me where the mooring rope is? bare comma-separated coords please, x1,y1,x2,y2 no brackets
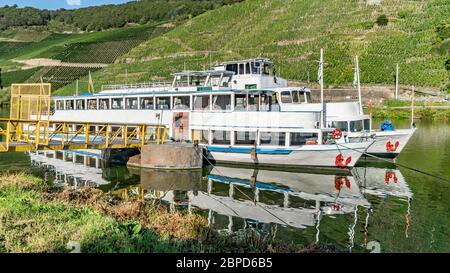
335,143,450,183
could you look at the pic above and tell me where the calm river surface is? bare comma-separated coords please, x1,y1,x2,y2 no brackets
0,119,448,253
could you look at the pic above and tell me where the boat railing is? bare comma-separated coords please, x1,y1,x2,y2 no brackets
101,81,173,91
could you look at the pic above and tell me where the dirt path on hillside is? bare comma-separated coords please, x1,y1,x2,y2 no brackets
14,58,108,69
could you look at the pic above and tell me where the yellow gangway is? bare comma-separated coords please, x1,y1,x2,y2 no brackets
0,83,167,152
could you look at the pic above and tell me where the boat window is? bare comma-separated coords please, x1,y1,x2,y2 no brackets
234,131,256,145
192,129,209,144
245,63,250,74
76,99,85,110
111,98,123,110
234,94,247,111
298,91,304,103
173,96,190,110
140,97,154,110
247,94,259,111
350,120,364,132
251,62,260,74
280,91,292,103
156,96,170,110
292,91,299,103
193,95,210,110
263,63,271,75
331,121,348,132
99,98,109,110
260,94,271,111
125,97,138,109
238,63,245,75
305,92,312,103
212,95,231,110
290,132,319,146
260,132,286,146
226,64,238,74
272,94,280,111
212,130,231,145
363,119,370,130
87,99,97,110
56,100,64,110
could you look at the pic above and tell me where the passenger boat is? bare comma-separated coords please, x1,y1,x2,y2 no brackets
48,58,374,169
261,53,416,159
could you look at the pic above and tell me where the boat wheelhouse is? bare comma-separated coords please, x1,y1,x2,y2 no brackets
216,58,287,90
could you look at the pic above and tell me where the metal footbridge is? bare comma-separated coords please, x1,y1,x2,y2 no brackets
0,83,167,152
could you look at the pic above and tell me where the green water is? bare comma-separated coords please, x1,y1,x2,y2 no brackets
0,119,449,253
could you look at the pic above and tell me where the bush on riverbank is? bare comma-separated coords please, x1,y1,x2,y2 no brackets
369,107,450,121
0,173,315,253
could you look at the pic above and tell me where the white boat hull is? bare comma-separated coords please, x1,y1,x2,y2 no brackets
367,128,416,158
204,141,372,169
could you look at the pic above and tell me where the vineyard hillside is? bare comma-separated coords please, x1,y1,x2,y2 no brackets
58,0,448,95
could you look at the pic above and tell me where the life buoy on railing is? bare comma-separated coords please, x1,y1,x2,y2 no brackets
386,140,400,152
334,176,351,191
384,171,398,184
331,128,343,140
335,154,352,167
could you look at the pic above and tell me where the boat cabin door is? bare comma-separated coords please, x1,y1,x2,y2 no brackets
173,112,189,141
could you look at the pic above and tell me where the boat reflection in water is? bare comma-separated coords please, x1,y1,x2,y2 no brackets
30,150,106,187
129,163,413,246
29,150,138,190
28,150,413,251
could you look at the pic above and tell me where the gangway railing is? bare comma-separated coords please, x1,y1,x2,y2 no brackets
1,83,168,152
101,81,173,91
0,119,167,152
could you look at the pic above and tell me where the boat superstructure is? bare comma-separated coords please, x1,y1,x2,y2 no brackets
48,60,374,169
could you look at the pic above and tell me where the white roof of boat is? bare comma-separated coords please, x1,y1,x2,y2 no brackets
221,58,273,65
327,115,370,121
173,70,234,76
274,87,311,93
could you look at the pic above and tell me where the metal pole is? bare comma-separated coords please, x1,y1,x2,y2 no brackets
356,56,363,115
411,86,415,128
395,63,399,99
320,48,325,128
76,80,79,96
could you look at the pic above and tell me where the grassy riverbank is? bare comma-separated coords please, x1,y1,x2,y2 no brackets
0,173,316,253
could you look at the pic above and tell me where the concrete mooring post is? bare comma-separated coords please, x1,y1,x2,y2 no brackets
127,143,203,169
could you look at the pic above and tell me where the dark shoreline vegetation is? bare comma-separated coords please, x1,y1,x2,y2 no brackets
0,173,321,253
367,107,450,121
0,1,244,32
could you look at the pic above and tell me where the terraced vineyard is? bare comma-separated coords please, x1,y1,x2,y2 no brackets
63,0,448,95
26,66,101,91
1,67,40,88
53,41,139,64
0,23,175,93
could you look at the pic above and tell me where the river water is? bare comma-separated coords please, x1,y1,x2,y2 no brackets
0,119,448,253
